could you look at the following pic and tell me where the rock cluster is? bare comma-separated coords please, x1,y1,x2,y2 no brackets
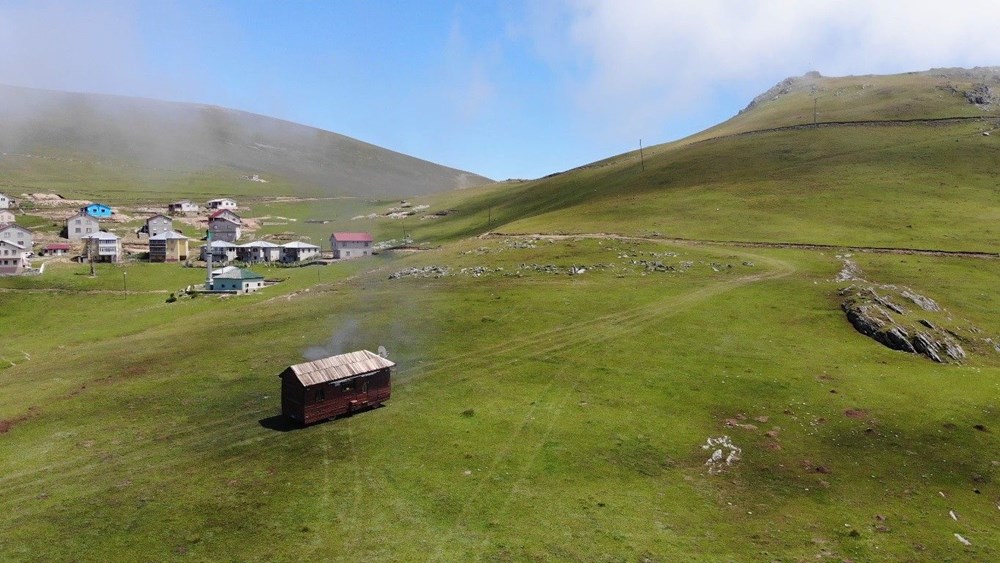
388,265,449,280
840,285,965,363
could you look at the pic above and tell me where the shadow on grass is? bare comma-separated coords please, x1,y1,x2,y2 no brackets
258,415,299,432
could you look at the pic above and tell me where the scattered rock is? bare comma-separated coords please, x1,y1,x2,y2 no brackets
955,533,972,546
702,436,741,475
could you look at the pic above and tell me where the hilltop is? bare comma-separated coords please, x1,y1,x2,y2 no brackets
0,84,492,201
1,69,998,561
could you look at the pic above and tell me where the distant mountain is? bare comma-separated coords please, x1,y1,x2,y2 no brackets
0,84,492,199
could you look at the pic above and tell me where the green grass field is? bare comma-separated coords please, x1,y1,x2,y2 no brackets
2,70,999,561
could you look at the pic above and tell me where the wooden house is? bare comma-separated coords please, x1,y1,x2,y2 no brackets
0,240,28,274
82,232,121,263
81,203,113,218
142,214,173,238
278,350,394,425
330,232,373,259
0,224,33,252
0,209,15,224
66,212,100,240
167,200,199,215
0,192,11,209
208,210,242,243
210,268,264,292
207,198,238,211
149,230,190,262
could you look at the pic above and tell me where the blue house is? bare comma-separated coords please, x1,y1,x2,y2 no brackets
81,203,113,218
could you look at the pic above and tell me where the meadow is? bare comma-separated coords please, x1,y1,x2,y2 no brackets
2,69,999,561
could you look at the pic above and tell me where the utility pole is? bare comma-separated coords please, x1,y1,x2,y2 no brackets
205,229,213,290
814,97,818,127
122,270,127,300
639,139,645,172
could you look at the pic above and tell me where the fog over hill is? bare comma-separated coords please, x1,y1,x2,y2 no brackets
0,84,492,197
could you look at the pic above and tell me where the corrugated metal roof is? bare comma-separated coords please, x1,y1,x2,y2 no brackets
149,230,189,240
282,241,319,249
331,232,373,242
208,209,240,220
240,240,279,248
82,232,119,241
284,350,395,386
207,240,237,248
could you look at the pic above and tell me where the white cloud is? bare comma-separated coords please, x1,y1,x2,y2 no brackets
536,0,1000,138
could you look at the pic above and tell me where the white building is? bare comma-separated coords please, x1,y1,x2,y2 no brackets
167,200,199,215
330,232,373,259
82,232,121,263
0,193,11,209
0,240,28,274
0,209,15,224
238,240,282,263
202,240,238,263
0,223,33,251
206,198,238,211
281,241,320,262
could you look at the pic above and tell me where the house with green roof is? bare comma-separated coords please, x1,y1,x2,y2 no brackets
210,268,264,293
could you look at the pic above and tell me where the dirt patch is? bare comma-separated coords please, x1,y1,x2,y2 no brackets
844,408,868,420
0,406,40,434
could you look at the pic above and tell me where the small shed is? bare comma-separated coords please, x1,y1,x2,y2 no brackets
278,350,394,425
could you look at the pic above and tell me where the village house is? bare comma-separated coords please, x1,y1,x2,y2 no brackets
0,209,15,224
81,203,113,218
149,231,190,262
0,192,11,209
208,209,242,243
167,200,199,215
210,268,264,293
40,243,71,257
0,223,33,252
281,241,320,262
330,232,373,259
65,212,100,240
202,240,238,263
238,240,282,263
0,240,29,274
141,214,173,238
82,232,122,263
206,198,238,211
278,350,394,425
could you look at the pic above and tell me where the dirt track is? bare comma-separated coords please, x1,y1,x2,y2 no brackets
483,232,1000,260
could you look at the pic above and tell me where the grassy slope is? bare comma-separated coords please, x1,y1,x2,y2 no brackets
2,70,999,561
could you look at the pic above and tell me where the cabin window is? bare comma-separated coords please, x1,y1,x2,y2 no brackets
316,388,325,400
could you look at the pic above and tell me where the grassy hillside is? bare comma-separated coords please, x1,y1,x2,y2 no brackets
0,84,492,201
2,69,999,561
388,70,1000,252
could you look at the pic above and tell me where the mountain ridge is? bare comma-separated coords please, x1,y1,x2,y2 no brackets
0,83,493,199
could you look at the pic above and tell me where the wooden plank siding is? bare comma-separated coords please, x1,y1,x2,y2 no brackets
280,367,391,425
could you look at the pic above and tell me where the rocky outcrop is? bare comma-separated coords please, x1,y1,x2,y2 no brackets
840,285,967,363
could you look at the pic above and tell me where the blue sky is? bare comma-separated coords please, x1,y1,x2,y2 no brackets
3,1,1000,180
